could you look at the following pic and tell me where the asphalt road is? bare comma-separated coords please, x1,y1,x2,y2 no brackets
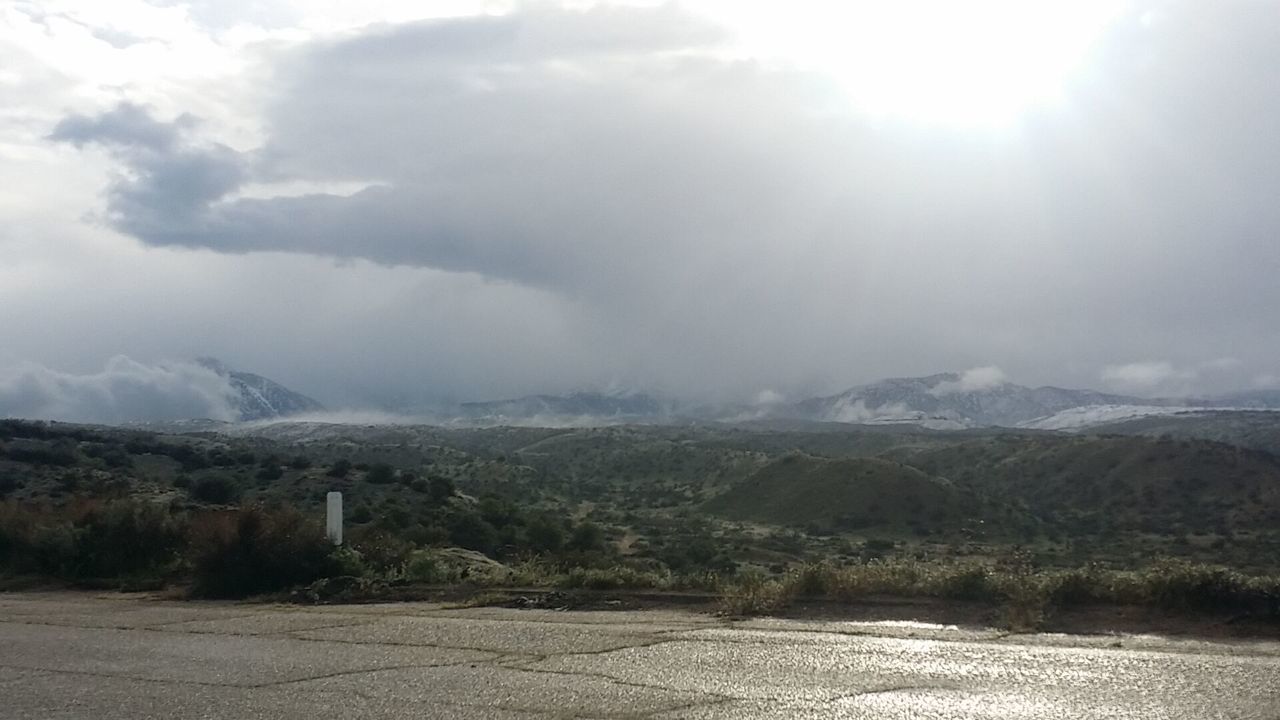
1,593,1278,719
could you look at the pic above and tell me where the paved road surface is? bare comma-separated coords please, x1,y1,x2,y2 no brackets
1,593,1278,718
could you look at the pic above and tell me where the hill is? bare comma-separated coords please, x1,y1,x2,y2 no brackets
893,434,1280,536
703,454,1015,534
1085,411,1280,455
787,373,1156,429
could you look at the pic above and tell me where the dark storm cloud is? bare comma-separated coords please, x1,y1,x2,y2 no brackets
50,102,186,150
50,105,248,247
44,1,1280,400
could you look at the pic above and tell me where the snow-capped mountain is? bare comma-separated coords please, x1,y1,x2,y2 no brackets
196,358,325,421
782,373,1163,429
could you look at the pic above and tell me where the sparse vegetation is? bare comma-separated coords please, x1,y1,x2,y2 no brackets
0,417,1278,629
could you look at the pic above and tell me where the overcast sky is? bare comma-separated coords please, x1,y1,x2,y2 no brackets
2,0,1279,421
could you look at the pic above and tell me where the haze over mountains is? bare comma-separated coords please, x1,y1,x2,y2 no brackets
450,371,1280,430
40,361,1269,431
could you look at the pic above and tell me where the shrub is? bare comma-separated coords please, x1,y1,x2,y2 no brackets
718,573,792,616
191,476,240,505
568,522,607,553
404,550,449,584
933,565,998,602
73,501,187,579
525,516,565,554
448,512,499,555
785,562,839,598
1047,565,1114,607
365,463,396,485
347,527,414,573
1140,561,1261,614
426,475,455,504
0,500,186,582
190,507,340,598
559,566,667,591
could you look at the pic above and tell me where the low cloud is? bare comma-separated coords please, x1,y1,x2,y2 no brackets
754,389,786,406
1100,361,1196,393
1254,374,1280,389
0,356,238,424
931,366,1008,395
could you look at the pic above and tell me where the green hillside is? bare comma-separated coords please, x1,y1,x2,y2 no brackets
703,454,1014,534
895,435,1280,535
1088,411,1280,455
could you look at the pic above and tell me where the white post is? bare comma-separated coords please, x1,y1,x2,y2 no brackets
326,491,343,546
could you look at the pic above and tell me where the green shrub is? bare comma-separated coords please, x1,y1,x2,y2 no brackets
1140,561,1260,613
190,507,340,598
785,562,839,597
404,550,449,584
191,476,239,504
718,572,792,616
72,501,187,579
365,463,396,485
934,565,998,602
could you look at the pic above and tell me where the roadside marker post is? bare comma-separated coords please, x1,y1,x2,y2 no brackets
326,491,343,546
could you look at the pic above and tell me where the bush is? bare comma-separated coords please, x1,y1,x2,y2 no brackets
568,522,607,553
365,463,396,485
1140,561,1262,613
559,566,667,591
255,464,284,481
73,502,187,579
0,500,186,582
190,507,341,598
448,512,499,555
718,572,792,616
526,516,565,554
426,475,454,504
191,476,240,504
404,550,449,584
933,565,998,602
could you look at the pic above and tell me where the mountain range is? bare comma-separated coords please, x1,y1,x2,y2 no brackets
189,361,1280,430
433,373,1280,430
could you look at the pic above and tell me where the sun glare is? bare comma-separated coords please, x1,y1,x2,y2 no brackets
709,0,1127,126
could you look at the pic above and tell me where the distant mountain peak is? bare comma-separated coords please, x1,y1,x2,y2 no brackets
196,357,324,421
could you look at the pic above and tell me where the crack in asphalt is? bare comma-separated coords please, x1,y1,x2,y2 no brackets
145,618,377,637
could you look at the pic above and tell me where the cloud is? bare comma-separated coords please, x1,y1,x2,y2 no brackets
1253,374,1280,390
0,356,239,424
48,102,187,151
9,1,1280,407
1100,361,1196,392
754,389,786,406
931,366,1008,395
43,5,850,297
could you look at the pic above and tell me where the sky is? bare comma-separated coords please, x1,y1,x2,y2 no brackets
2,0,1280,421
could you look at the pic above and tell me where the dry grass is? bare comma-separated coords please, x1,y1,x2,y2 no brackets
715,558,1280,629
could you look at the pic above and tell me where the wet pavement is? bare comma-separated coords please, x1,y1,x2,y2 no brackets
1,592,1277,718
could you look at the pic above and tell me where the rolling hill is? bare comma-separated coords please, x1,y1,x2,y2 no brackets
703,454,1021,534
892,434,1280,535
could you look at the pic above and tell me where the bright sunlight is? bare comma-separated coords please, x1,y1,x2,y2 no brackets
708,0,1128,125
